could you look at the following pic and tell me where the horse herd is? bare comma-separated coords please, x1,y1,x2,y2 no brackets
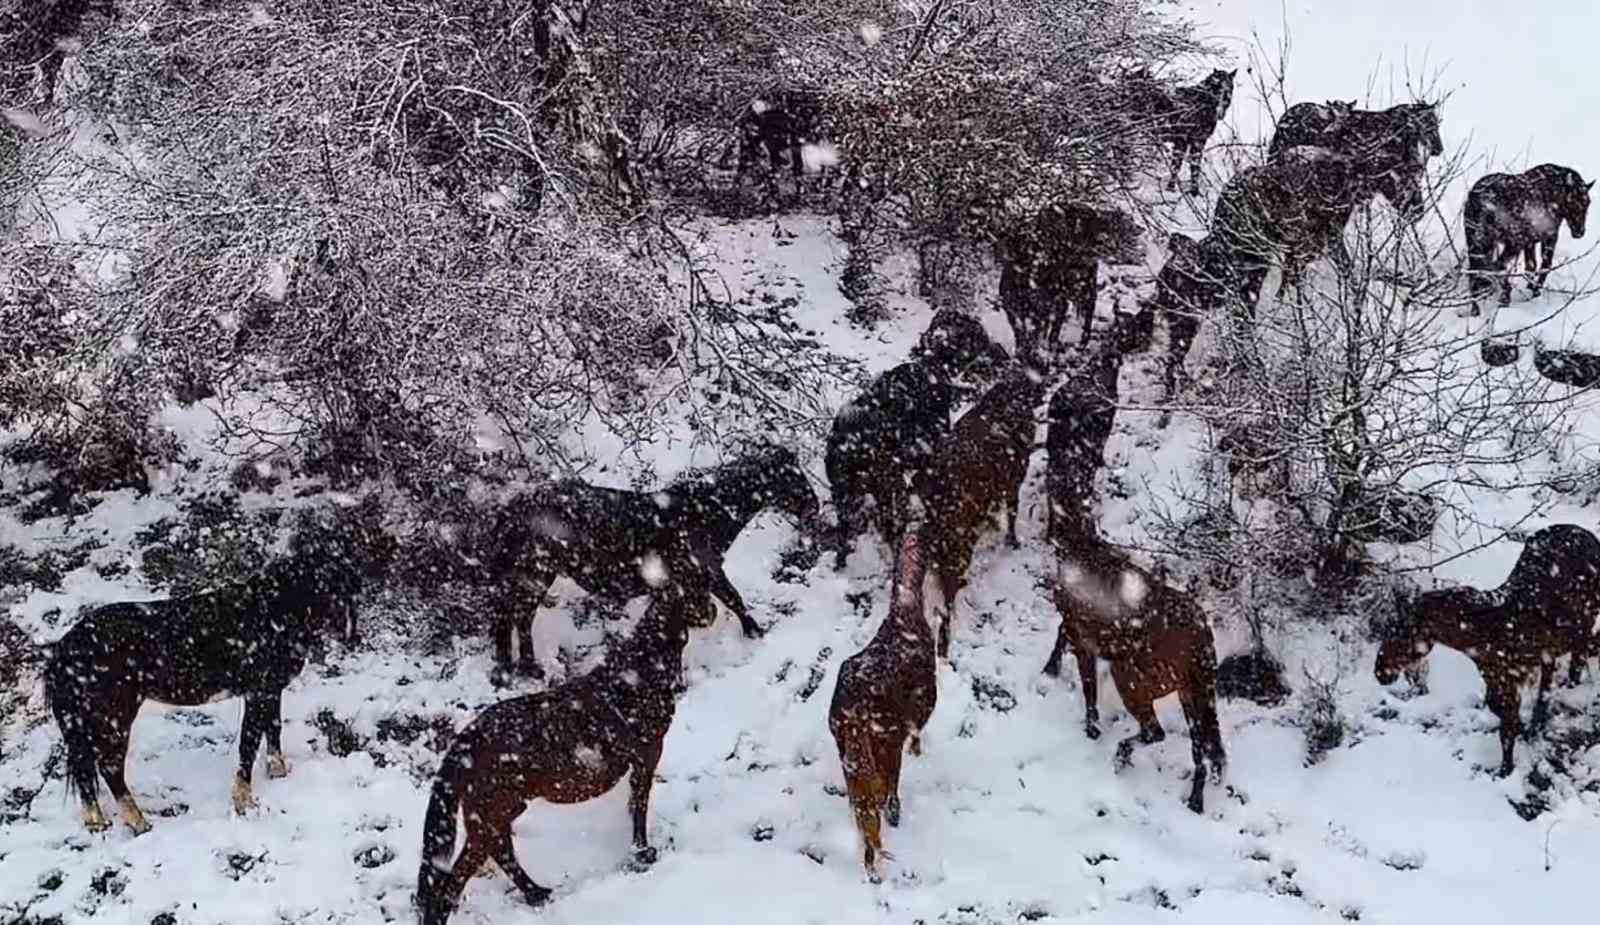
29,68,1600,924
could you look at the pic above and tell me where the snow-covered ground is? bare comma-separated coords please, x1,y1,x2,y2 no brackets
6,3,1600,924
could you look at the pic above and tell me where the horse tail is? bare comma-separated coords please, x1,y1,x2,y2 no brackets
45,650,100,809
416,747,467,923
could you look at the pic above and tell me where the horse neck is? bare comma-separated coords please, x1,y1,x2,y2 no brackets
606,619,685,692
1417,595,1498,652
678,462,770,547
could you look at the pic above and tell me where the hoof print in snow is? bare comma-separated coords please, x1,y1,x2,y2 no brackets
970,676,1016,712
221,851,268,881
751,823,775,842
1121,886,1175,910
1084,853,1116,867
151,914,178,925
799,845,825,865
1508,792,1549,821
155,802,189,818
1340,906,1363,921
355,844,396,868
89,867,127,898
36,869,65,893
795,647,833,702
313,709,366,757
166,709,214,727
1380,851,1424,872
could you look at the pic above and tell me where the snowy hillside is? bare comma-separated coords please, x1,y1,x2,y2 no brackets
6,2,1600,925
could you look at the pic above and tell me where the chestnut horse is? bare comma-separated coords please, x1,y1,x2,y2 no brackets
415,588,716,924
1043,536,1226,813
1375,523,1600,776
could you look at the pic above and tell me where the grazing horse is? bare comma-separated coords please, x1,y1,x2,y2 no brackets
1268,100,1442,165
920,364,1050,658
414,589,716,924
1210,144,1427,315
829,532,937,879
478,444,818,676
1125,68,1237,194
1043,536,1226,813
1044,313,1148,550
732,88,826,183
997,201,1144,357
1464,163,1593,313
1375,524,1600,776
827,310,1008,570
46,541,379,834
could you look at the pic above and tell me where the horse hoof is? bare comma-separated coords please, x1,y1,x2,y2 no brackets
633,846,658,867
741,621,767,640
1041,660,1060,678
1185,796,1204,815
266,754,291,779
908,735,923,757
82,806,111,833
525,887,552,908
885,796,901,828
231,780,258,816
1085,724,1102,741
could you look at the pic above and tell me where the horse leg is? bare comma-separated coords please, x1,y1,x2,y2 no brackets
263,694,290,779
1112,678,1165,771
934,571,962,660
1528,660,1554,738
1497,247,1517,307
843,761,885,878
489,830,551,907
233,695,273,815
832,479,859,571
1075,645,1102,740
514,573,553,678
428,824,493,925
706,567,763,639
1166,142,1184,192
628,745,664,864
1532,234,1557,296
880,735,907,828
1178,690,1210,814
1076,272,1098,348
1187,142,1203,195
1041,609,1072,677
96,697,150,835
1485,681,1521,777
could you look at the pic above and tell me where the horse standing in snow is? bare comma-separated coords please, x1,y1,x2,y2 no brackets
996,200,1144,356
731,87,826,183
1042,537,1226,814
1464,164,1593,314
1268,100,1441,164
827,309,1008,570
829,532,937,879
1209,143,1427,315
919,363,1049,658
1375,524,1600,777
1124,68,1237,194
45,534,383,834
1138,231,1231,402
414,588,715,924
472,443,818,677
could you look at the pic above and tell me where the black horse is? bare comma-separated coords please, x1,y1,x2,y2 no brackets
827,310,1008,570
1145,231,1231,402
997,201,1144,357
731,88,826,183
1125,68,1237,194
1464,163,1593,313
1209,144,1427,314
1268,100,1442,165
477,444,818,676
45,534,385,834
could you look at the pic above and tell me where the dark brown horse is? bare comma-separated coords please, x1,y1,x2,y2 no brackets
1044,312,1147,551
920,364,1049,658
1375,524,1600,776
827,310,1008,570
415,588,716,924
1145,231,1231,401
1268,100,1441,165
997,201,1144,357
1464,163,1593,313
731,88,826,183
1125,68,1237,194
474,444,818,676
1043,537,1226,814
45,532,384,834
829,532,937,879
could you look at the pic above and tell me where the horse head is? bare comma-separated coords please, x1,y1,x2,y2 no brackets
1207,68,1237,117
1373,156,1428,222
1374,585,1433,684
919,308,1009,386
1564,171,1593,238
752,443,821,528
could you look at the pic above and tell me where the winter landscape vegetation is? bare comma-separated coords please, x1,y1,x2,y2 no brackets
2,0,1600,923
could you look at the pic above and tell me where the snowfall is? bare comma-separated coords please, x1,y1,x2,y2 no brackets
5,2,1600,924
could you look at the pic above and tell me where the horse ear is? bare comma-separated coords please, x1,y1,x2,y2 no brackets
1587,180,1595,192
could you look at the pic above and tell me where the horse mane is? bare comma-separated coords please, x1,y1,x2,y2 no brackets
665,444,792,493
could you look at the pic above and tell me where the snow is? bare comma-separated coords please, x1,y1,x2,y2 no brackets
6,4,1600,925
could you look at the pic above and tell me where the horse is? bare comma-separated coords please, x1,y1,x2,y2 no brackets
731,88,826,184
827,309,1008,570
414,588,716,924
1044,312,1148,551
996,200,1144,358
1268,100,1442,165
1043,536,1226,813
1124,68,1237,194
829,532,937,879
476,444,818,677
1146,231,1231,402
1464,163,1593,313
45,535,384,834
1374,524,1600,776
920,363,1049,659
1209,144,1427,316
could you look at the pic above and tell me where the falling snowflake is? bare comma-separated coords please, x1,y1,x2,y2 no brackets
260,260,290,303
859,22,883,46
1118,569,1148,608
639,554,670,587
